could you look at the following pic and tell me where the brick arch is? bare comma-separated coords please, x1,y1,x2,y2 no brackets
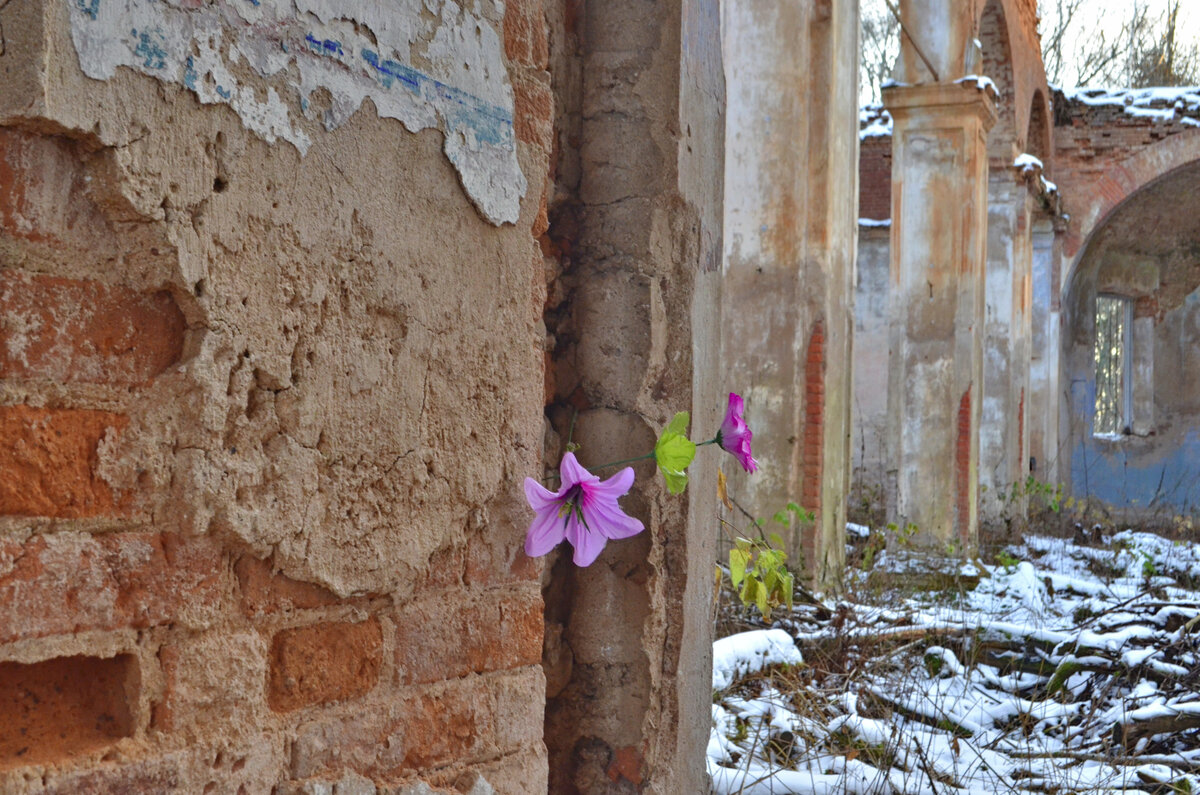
1026,88,1050,163
976,0,1051,162
1062,131,1200,288
978,0,1017,159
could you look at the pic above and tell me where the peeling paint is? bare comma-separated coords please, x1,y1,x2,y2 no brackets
68,0,526,225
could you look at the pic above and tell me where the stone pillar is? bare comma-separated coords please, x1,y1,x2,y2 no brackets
980,171,1033,527
721,0,858,586
542,0,724,791
884,82,995,548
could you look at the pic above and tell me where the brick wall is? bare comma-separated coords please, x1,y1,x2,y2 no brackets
858,136,893,221
955,386,972,545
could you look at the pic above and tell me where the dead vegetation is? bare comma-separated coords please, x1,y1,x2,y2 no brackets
710,525,1200,794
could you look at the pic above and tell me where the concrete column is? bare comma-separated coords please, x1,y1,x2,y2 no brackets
884,82,995,549
542,0,724,791
1029,218,1059,481
980,172,1033,526
721,0,858,586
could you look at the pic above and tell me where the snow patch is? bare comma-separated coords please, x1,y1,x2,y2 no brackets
712,629,802,691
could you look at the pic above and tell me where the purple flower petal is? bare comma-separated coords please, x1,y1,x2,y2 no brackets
559,452,598,490
525,506,567,557
524,477,561,511
566,511,606,566
585,497,645,539
718,392,758,473
587,466,635,499
523,455,644,566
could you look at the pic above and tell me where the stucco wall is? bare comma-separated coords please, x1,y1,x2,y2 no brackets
0,1,551,791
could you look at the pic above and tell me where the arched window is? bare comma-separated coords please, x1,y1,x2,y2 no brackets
1093,294,1131,436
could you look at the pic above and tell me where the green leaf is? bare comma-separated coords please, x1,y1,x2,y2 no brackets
740,576,759,610
655,412,697,495
780,571,795,612
729,548,750,588
768,532,785,550
755,577,770,618
665,410,690,436
772,511,789,525
661,468,689,495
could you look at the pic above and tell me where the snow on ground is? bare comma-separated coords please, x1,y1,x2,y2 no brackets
710,529,1200,794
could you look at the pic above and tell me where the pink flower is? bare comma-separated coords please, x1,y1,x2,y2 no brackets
523,452,645,566
717,392,758,473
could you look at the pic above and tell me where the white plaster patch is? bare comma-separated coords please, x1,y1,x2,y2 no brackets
68,0,526,225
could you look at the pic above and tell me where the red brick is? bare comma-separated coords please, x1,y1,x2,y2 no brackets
289,669,542,779
955,386,972,542
268,618,383,712
0,270,185,386
1017,388,1025,467
235,554,341,618
398,683,492,771
41,757,183,795
607,746,644,786
801,321,825,514
394,587,542,685
0,654,136,770
512,72,553,151
151,645,180,732
0,532,223,643
0,404,130,518
504,0,548,69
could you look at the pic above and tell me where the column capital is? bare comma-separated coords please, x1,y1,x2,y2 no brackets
883,82,998,132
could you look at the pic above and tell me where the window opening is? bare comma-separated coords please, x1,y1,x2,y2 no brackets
1094,294,1131,436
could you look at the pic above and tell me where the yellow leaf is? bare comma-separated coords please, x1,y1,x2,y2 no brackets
717,469,733,511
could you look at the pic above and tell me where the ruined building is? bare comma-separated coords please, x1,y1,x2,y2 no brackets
854,1,1200,537
0,0,1196,793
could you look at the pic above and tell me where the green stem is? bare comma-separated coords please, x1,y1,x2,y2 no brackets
697,437,720,447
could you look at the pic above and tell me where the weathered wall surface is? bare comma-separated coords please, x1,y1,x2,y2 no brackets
1061,158,1200,519
0,0,551,791
1051,93,1200,518
721,0,858,585
850,223,890,513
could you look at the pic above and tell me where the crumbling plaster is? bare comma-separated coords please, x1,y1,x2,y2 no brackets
67,0,527,225
0,1,550,790
4,0,546,599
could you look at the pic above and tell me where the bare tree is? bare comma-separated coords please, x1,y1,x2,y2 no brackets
1039,0,1200,88
860,0,900,105
1038,0,1086,86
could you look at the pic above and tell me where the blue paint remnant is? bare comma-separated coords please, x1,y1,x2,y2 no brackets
183,56,198,91
247,0,261,5
76,0,101,20
215,84,232,100
360,48,512,146
131,28,167,70
305,33,344,58
1068,378,1200,512
361,48,420,92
